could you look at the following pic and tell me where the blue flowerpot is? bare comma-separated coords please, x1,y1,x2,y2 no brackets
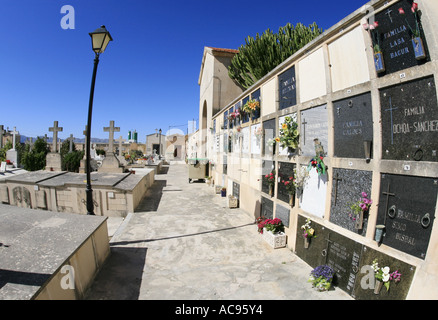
412,37,426,60
374,52,385,73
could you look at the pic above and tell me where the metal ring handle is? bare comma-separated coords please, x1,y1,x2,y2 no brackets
421,213,431,228
321,249,327,257
388,205,397,218
413,148,423,161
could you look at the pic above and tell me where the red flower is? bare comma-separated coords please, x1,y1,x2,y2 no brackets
398,7,405,14
412,2,418,12
373,21,379,28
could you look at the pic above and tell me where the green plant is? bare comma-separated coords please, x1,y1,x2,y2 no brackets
242,99,260,114
228,22,323,89
349,192,372,221
21,138,50,171
257,217,284,234
372,259,402,291
277,116,299,150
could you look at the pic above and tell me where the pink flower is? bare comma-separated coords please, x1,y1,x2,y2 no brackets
362,23,369,30
373,21,379,28
412,2,418,12
361,192,368,198
398,7,405,14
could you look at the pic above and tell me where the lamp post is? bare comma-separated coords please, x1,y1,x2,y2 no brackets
86,25,113,215
159,128,162,160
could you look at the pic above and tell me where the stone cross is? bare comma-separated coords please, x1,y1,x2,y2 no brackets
301,118,308,145
382,181,396,225
10,127,18,150
103,120,120,155
49,121,63,153
332,172,343,206
26,137,34,151
67,134,74,153
116,135,126,157
0,125,5,149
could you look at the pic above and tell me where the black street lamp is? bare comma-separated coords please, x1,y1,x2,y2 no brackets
159,128,162,160
86,25,113,215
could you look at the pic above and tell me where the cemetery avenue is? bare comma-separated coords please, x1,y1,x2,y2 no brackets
85,164,351,300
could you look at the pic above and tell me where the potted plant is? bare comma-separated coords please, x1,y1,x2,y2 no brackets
264,170,276,196
205,176,212,186
257,217,286,249
221,187,226,197
301,218,316,248
276,116,299,153
349,192,372,229
372,259,402,294
308,265,335,292
400,3,426,60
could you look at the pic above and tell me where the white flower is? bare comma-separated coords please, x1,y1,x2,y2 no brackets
383,273,390,282
382,266,390,275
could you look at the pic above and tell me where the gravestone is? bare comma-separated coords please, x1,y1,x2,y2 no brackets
251,89,261,120
376,173,437,259
232,181,240,201
261,160,274,195
300,165,328,219
372,0,429,76
260,196,274,220
275,204,290,228
278,66,297,110
99,120,123,173
67,134,74,153
12,186,32,208
46,122,63,171
329,168,372,235
300,105,328,157
277,161,295,203
333,92,373,159
263,119,276,156
380,76,438,162
6,127,19,168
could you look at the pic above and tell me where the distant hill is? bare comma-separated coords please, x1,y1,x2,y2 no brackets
20,135,109,144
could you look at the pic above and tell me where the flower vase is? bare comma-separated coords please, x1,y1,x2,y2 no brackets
304,237,310,249
354,210,364,230
412,37,426,60
374,52,385,73
289,194,295,207
374,279,383,294
269,185,274,197
375,225,385,243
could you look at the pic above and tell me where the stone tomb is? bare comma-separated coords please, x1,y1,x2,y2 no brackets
300,165,328,219
376,173,437,259
295,214,416,299
251,123,262,155
300,104,328,157
260,196,274,220
0,169,155,217
262,119,276,157
261,160,274,195
278,66,297,110
333,92,373,159
372,0,429,76
0,204,109,300
329,168,372,235
380,76,438,162
277,161,295,204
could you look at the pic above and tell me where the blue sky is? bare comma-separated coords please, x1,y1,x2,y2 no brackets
0,0,368,142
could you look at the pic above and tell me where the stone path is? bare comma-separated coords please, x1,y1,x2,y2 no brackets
85,164,351,300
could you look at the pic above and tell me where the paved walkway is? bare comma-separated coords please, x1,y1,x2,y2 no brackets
86,164,351,300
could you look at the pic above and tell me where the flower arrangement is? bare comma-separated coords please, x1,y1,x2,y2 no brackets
308,265,335,292
293,165,310,190
349,192,372,221
276,116,299,150
399,2,421,38
301,218,316,239
257,217,284,234
307,156,326,175
264,170,276,187
254,126,263,140
242,99,260,114
363,21,381,53
372,259,402,292
281,176,296,196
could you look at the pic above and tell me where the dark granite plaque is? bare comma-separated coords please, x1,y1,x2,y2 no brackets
223,155,227,175
261,160,274,194
380,76,438,162
275,204,290,228
263,119,276,156
330,168,372,236
232,181,240,200
333,92,373,159
300,104,328,157
242,96,250,123
278,66,297,110
277,161,295,203
353,246,416,300
261,197,274,220
376,173,437,259
372,0,429,76
251,89,261,120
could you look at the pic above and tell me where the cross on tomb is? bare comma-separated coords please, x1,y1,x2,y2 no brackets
332,172,343,206
385,8,393,23
49,121,63,153
67,134,74,153
10,127,18,150
382,181,396,225
322,232,333,264
0,125,5,149
103,120,120,155
384,96,398,145
26,137,34,151
301,118,308,145
115,135,126,157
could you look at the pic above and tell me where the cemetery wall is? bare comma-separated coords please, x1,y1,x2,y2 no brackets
204,0,438,299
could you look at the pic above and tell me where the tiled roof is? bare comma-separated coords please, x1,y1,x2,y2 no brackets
208,47,239,54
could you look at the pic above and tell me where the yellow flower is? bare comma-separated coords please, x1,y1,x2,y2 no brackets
282,123,288,130
275,137,280,142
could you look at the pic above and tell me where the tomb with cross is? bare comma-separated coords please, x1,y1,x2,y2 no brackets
98,120,123,173
45,121,63,171
300,104,328,157
6,127,20,167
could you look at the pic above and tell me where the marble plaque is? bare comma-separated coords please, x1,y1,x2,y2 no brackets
376,173,437,259
277,161,295,203
241,127,250,154
263,119,276,156
380,76,438,162
278,113,298,156
333,92,373,159
251,123,262,155
278,66,297,110
300,166,328,219
261,196,274,220
329,168,372,235
275,204,290,228
300,105,328,157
